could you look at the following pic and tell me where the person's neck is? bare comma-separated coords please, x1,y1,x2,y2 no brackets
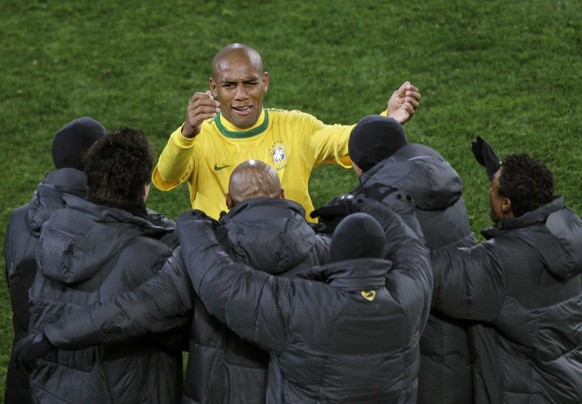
88,197,148,218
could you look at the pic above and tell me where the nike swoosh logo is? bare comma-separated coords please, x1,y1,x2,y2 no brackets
214,164,231,171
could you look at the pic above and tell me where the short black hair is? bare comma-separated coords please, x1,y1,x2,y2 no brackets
498,154,553,217
84,127,154,205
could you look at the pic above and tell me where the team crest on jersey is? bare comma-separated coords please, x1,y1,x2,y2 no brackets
270,142,287,166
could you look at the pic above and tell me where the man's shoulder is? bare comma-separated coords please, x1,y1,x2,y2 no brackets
266,108,315,120
7,203,29,227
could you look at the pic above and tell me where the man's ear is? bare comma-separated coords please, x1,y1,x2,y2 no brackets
143,183,150,202
501,196,513,217
279,188,285,200
226,193,235,209
209,77,218,97
263,71,270,93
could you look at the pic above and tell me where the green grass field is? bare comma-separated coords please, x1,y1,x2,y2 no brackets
1,0,581,396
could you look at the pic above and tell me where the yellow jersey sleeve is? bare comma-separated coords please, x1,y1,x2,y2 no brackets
152,125,196,191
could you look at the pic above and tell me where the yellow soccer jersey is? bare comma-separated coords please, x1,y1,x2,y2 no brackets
153,108,354,220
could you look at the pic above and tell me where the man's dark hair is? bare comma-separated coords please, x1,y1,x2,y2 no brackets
84,127,154,205
498,154,554,217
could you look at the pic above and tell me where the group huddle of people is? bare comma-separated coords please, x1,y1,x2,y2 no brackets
4,43,582,404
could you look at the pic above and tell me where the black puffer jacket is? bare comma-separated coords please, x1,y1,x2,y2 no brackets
183,198,331,404
3,168,86,404
43,198,331,403
431,197,582,403
29,195,185,404
178,204,433,403
355,143,476,404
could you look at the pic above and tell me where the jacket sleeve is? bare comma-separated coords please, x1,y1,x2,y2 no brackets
178,213,292,353
151,126,197,191
44,249,193,348
430,241,505,321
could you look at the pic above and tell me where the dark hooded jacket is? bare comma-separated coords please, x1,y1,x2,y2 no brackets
354,143,477,404
3,168,87,404
178,204,433,403
184,198,331,403
431,197,582,403
42,198,331,403
28,195,185,404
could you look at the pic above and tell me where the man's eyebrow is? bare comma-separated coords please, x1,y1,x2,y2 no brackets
220,76,260,84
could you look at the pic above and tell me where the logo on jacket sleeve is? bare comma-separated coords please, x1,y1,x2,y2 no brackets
361,290,376,301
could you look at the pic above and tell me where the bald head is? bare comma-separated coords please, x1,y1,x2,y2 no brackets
212,43,264,79
227,160,283,208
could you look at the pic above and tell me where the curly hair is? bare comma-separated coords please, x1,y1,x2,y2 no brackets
498,154,553,217
84,127,154,205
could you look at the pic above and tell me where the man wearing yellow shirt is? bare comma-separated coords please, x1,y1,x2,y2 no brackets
153,43,421,219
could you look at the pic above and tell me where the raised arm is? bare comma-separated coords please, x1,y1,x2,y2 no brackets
177,210,292,353
152,91,219,190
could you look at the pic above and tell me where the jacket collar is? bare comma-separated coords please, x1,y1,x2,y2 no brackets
221,198,306,223
482,196,564,238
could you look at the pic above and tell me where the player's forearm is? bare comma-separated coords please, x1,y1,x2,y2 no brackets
44,255,193,348
153,126,196,186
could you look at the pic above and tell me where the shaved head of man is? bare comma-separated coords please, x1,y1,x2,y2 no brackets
226,160,284,209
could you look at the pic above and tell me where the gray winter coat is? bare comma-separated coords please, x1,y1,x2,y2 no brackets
357,143,477,404
183,198,331,403
43,198,331,403
178,204,433,403
431,197,582,403
4,168,87,404
28,195,185,404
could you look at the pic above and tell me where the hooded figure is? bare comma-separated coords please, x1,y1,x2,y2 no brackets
26,128,185,403
313,114,476,404
177,199,432,403
431,153,582,403
3,117,106,404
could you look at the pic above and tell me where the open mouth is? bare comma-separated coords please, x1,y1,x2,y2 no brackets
232,105,253,115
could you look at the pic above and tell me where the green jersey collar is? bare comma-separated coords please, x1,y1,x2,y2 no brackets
214,111,269,139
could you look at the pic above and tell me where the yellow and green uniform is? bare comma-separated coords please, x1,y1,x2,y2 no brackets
153,108,354,220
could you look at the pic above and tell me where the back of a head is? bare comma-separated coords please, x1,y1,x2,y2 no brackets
228,159,281,205
329,213,388,262
84,127,154,205
51,117,107,170
498,153,554,217
348,115,407,172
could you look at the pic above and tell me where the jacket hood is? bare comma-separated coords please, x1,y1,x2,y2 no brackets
484,197,582,280
298,258,391,291
38,195,171,284
26,168,87,235
360,143,462,211
221,198,319,275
